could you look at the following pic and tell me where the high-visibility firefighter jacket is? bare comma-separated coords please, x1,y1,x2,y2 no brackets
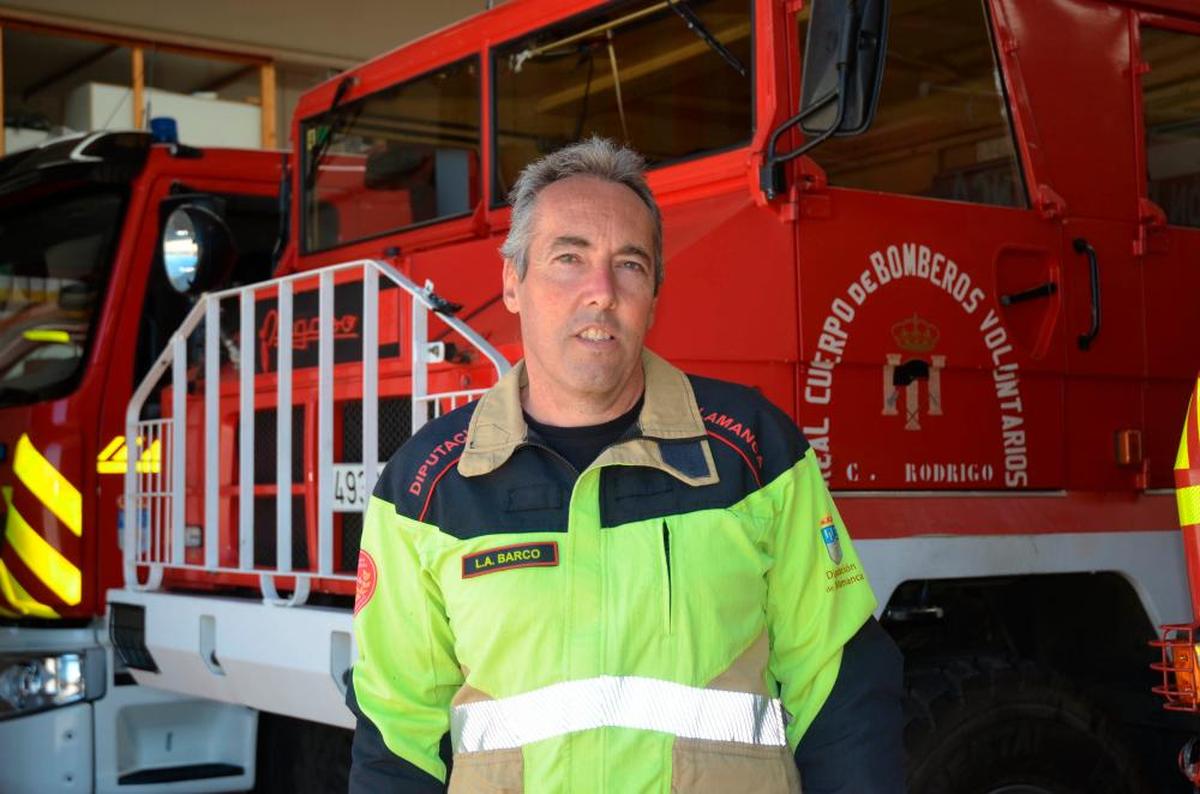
350,350,878,793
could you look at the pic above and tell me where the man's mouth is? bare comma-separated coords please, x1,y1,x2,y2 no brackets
577,327,615,342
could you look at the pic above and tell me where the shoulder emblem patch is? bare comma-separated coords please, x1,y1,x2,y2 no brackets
819,515,843,564
354,550,378,615
463,542,559,579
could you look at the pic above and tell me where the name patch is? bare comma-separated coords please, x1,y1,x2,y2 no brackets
462,542,559,578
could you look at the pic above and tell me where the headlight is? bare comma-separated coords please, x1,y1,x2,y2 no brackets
160,204,236,296
0,653,88,718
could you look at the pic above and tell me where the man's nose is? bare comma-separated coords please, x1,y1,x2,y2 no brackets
581,261,618,309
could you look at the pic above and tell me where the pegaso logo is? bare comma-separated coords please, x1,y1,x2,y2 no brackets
257,309,360,372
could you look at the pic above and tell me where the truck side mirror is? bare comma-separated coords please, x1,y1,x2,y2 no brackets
161,204,236,295
799,0,889,137
759,0,890,198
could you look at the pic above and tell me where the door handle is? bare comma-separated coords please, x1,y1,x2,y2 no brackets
999,281,1058,306
1073,237,1101,351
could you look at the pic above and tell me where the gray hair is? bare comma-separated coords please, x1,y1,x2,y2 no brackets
500,136,664,293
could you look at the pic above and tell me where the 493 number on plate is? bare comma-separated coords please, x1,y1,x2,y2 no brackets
332,463,386,512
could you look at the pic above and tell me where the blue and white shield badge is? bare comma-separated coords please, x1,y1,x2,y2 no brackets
820,515,843,564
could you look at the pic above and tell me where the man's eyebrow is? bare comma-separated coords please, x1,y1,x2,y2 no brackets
616,244,651,261
550,235,591,249
546,237,649,261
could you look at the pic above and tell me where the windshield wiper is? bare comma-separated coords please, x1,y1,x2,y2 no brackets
668,0,747,78
304,75,359,190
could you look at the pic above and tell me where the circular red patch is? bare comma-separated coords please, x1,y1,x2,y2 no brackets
354,550,378,616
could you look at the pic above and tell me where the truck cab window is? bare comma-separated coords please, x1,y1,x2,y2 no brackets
1140,25,1200,229
801,0,1025,207
492,0,751,199
0,189,125,407
301,58,481,252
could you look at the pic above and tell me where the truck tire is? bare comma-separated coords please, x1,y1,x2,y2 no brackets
254,713,352,793
904,657,1153,794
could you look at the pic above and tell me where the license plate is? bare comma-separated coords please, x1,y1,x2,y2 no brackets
331,463,386,513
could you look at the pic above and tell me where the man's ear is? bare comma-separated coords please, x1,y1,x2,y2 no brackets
502,258,521,314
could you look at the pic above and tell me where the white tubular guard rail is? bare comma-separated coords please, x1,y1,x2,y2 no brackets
123,259,511,605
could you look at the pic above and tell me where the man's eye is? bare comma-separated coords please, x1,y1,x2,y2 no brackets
620,260,647,272
556,253,581,264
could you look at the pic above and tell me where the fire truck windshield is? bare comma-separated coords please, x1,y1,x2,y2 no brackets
301,57,481,252
0,188,125,407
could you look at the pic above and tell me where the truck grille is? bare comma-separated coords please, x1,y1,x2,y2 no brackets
341,397,412,463
253,495,309,569
231,407,306,485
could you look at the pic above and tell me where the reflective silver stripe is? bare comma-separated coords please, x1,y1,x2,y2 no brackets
450,676,786,753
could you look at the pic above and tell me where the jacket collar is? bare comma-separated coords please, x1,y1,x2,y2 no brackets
458,349,717,486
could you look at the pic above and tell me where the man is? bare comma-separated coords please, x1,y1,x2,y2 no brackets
348,137,905,793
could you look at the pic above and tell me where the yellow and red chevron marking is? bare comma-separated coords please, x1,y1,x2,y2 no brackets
1179,380,1200,515
0,433,85,618
1176,377,1200,621
14,434,81,536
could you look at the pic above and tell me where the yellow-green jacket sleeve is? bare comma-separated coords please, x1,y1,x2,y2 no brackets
765,447,877,749
350,493,462,784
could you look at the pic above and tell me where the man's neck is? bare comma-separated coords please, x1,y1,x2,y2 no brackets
521,365,645,428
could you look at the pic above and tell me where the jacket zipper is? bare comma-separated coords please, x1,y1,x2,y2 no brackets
522,441,579,475
662,521,673,633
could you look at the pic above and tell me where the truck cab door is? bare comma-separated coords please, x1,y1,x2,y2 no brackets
1134,19,1200,490
789,0,1065,492
993,0,1150,492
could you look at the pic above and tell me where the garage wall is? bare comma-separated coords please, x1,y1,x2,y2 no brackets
0,0,498,152
0,0,495,62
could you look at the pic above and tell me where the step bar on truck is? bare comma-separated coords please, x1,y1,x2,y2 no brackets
121,258,511,605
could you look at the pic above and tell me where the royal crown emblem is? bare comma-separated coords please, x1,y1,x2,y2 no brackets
891,314,940,353
884,314,945,431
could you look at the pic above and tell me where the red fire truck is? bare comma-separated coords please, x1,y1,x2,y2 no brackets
23,0,1200,790
0,132,282,791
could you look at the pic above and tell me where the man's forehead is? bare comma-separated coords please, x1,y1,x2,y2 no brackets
530,175,654,239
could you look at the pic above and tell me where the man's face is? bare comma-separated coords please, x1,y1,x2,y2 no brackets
502,175,658,419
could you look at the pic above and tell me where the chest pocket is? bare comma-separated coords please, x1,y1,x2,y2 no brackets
662,510,769,640
506,483,562,513
599,462,755,528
